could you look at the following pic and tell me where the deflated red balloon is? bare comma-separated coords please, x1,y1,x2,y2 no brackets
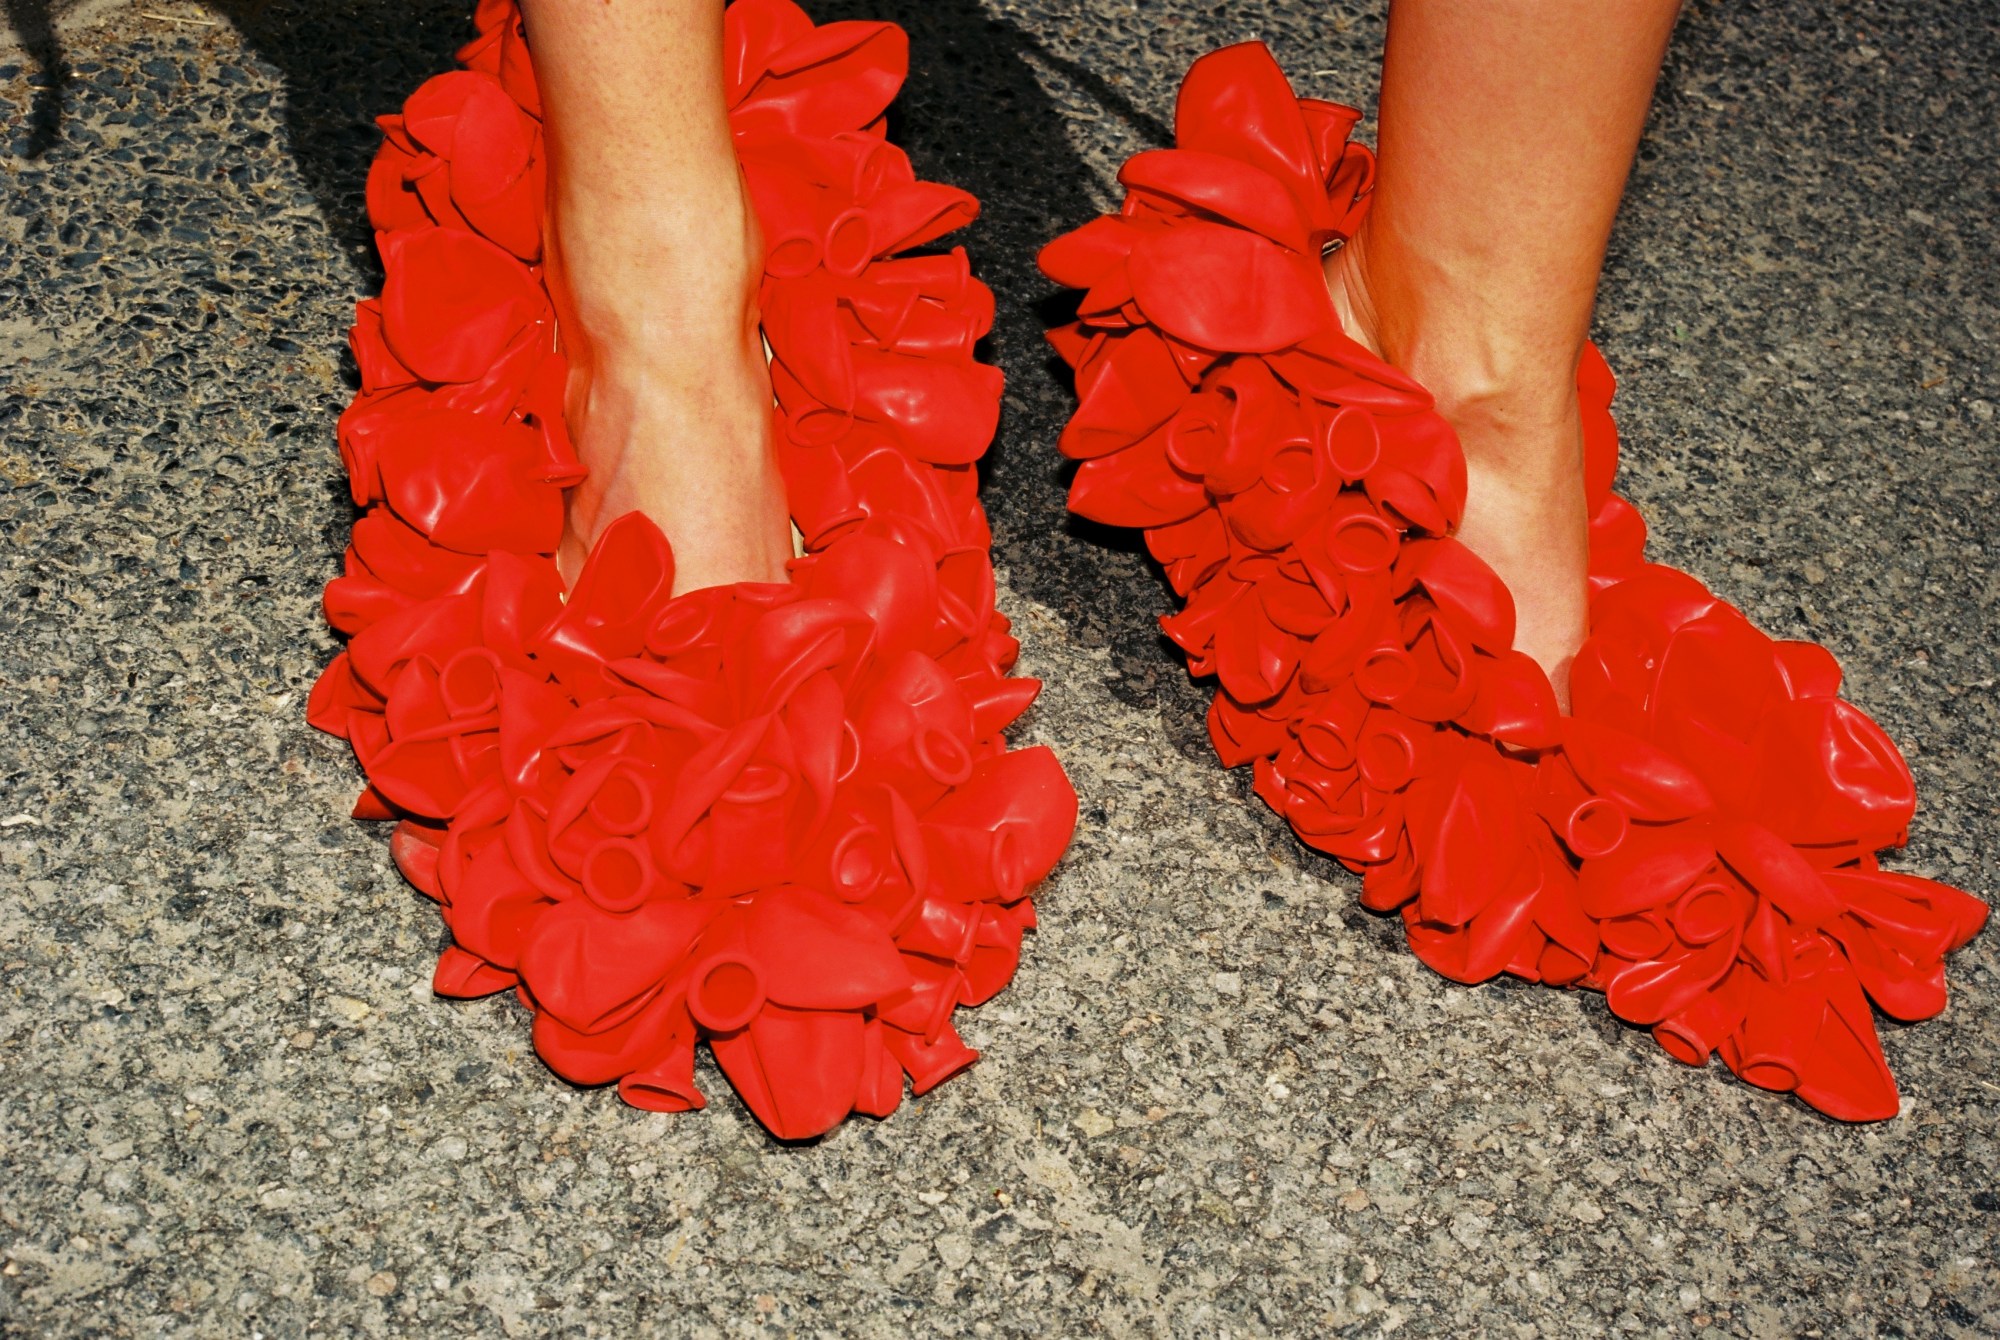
1041,39,1985,1122
309,0,1077,1140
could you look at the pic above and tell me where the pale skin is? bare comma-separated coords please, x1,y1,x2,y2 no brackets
523,0,1680,701
519,0,791,593
1327,0,1683,704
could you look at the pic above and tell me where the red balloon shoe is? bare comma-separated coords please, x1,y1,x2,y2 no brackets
1040,42,1985,1121
310,0,1077,1139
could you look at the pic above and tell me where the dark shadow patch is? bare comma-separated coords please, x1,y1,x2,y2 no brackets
2,0,68,157
808,0,1205,736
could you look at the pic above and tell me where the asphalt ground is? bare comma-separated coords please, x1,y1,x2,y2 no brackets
1,1,1995,1335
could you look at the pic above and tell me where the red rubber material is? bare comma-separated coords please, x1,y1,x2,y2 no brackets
1040,42,1986,1122
308,0,1078,1140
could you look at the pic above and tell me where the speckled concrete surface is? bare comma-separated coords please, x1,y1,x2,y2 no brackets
1,1,1995,1335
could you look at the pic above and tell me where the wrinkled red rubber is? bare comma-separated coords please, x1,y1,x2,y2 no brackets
1040,42,1986,1122
308,0,1078,1139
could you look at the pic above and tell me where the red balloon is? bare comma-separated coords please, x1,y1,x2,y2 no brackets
309,0,1077,1139
1042,39,1986,1122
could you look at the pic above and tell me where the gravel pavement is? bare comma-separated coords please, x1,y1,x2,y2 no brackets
1,1,1996,1335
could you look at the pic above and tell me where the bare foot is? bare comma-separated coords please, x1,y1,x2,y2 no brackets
1325,227,1591,707
545,169,791,595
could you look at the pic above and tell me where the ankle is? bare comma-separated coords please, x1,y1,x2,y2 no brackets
1326,219,1585,445
546,172,765,354
1434,383,1583,485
